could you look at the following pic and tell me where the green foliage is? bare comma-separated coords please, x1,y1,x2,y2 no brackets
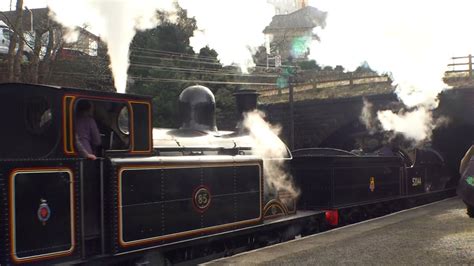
215,88,237,127
252,45,268,67
127,5,199,128
50,53,114,91
355,61,376,74
199,46,218,59
297,59,321,71
126,4,237,128
323,65,333,71
334,65,345,73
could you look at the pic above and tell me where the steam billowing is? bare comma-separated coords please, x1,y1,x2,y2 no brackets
179,0,274,72
47,0,175,93
243,110,299,198
309,0,474,142
360,98,376,134
46,0,274,92
44,0,468,142
377,107,436,142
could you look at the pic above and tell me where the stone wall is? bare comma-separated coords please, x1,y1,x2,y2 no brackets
216,87,474,175
260,93,399,149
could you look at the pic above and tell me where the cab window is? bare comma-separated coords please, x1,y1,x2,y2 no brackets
74,99,130,153
25,96,52,135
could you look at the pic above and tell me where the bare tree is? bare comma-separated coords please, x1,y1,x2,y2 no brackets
39,27,56,83
28,28,46,83
7,0,23,81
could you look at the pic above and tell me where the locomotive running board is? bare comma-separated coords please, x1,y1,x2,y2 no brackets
115,210,325,257
60,210,325,264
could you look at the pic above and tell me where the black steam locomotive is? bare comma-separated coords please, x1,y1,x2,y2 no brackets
0,83,455,265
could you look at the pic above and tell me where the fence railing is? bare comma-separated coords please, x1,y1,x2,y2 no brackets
446,54,473,77
258,73,391,97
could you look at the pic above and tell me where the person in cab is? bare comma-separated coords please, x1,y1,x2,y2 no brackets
75,100,101,160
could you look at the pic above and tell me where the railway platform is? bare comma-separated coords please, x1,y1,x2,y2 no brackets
204,197,474,265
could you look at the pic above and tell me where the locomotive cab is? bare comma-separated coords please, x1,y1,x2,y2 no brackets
0,83,154,264
0,83,153,159
0,83,60,158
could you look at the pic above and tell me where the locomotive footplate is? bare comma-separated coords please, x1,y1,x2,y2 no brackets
57,210,325,265
116,210,325,256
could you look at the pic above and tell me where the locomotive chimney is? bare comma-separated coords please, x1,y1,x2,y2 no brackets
233,88,260,130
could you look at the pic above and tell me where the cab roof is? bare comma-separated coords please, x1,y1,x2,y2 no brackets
0,82,151,101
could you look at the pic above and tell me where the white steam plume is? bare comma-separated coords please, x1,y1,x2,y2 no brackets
47,0,275,92
308,0,474,142
377,107,433,142
179,0,274,72
47,0,175,93
360,97,376,134
243,110,299,198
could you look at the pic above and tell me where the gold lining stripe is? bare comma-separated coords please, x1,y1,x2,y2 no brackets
117,162,263,247
63,96,76,155
64,96,153,156
263,199,289,219
129,102,135,151
9,168,75,263
277,191,297,214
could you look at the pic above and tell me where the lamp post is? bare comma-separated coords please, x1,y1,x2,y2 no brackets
288,56,296,150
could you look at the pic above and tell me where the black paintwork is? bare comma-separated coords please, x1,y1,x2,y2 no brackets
0,83,456,265
0,159,81,265
0,84,61,159
14,172,72,258
233,89,259,122
178,85,217,132
110,157,262,253
293,154,402,209
293,148,453,210
0,83,152,160
130,102,151,152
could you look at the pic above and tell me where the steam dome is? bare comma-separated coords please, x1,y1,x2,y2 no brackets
179,85,217,132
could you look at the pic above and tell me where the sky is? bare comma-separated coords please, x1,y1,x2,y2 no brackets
309,0,474,102
5,0,473,95
1,0,46,11
305,0,474,142
3,0,474,142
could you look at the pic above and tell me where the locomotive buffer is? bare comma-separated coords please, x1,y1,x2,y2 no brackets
205,197,474,265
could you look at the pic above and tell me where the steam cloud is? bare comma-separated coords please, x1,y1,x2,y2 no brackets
308,0,474,142
377,107,434,142
360,97,376,134
243,110,299,198
47,0,175,93
179,0,274,72
46,0,275,92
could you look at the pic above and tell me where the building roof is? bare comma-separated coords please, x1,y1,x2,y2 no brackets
263,6,327,33
0,7,52,31
0,7,98,40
